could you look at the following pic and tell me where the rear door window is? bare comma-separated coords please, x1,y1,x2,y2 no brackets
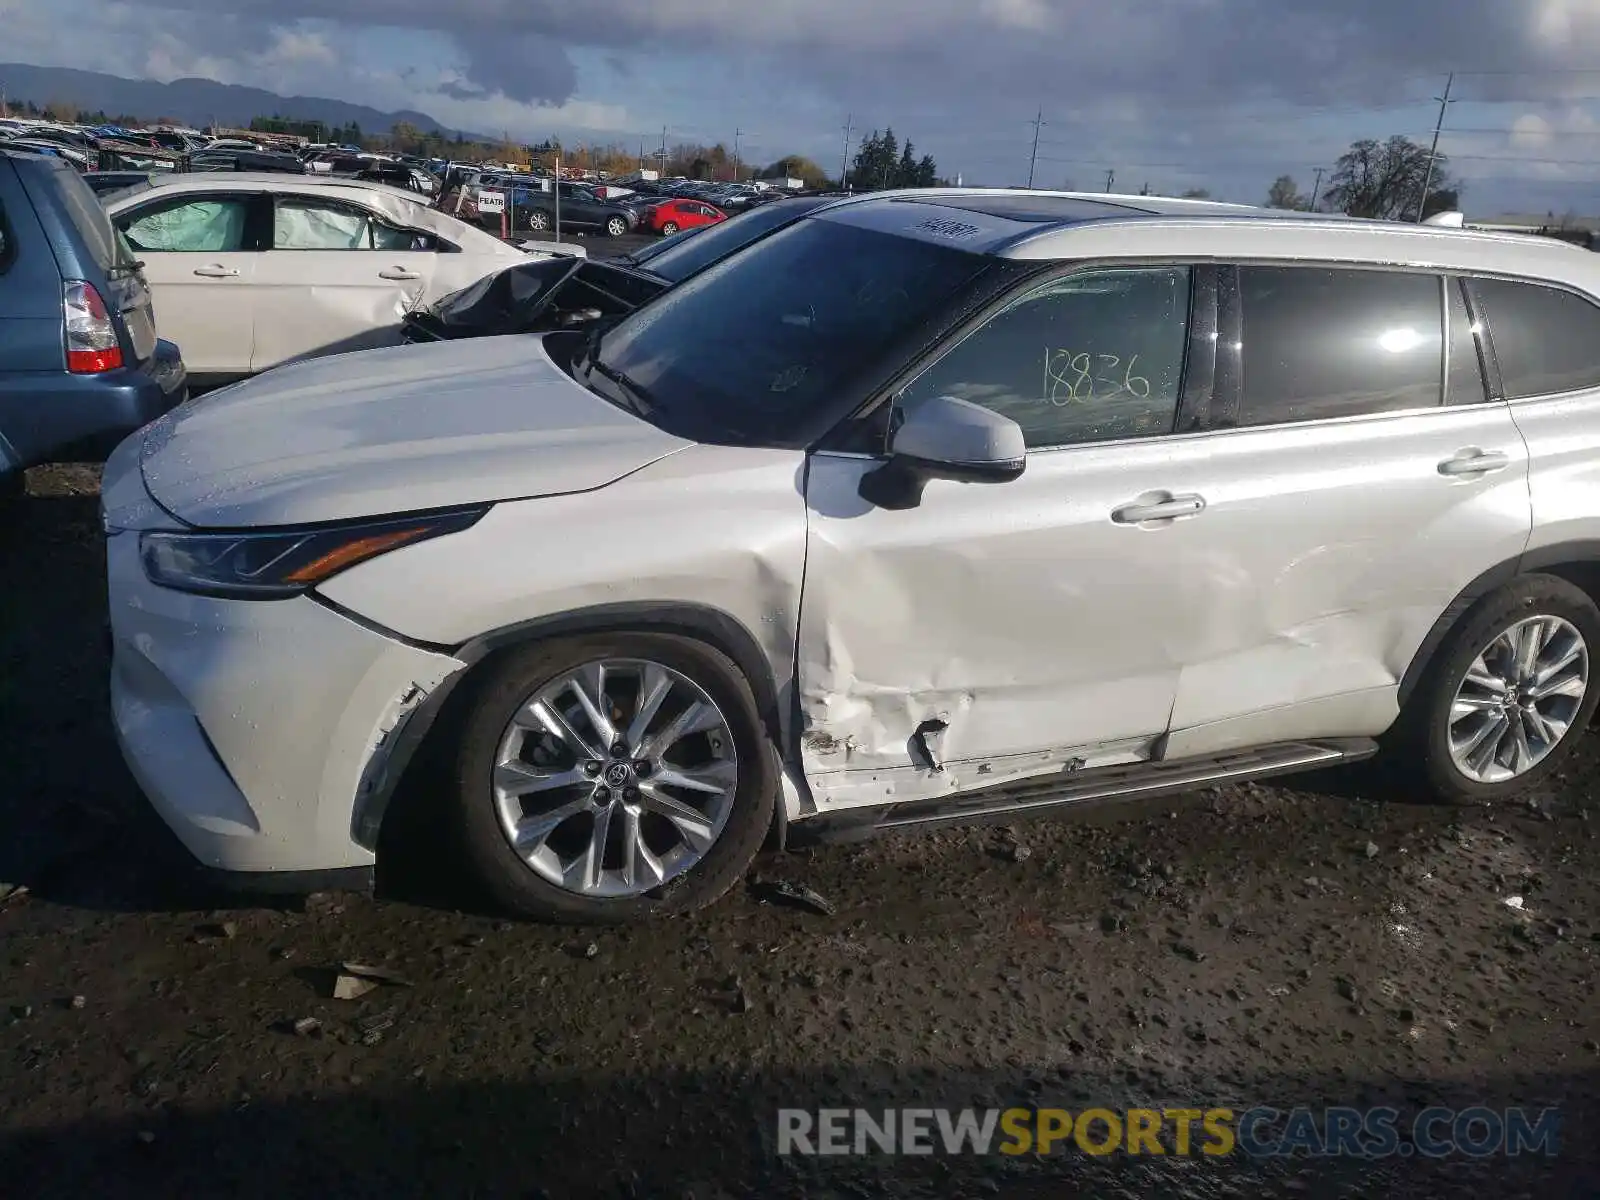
1235,266,1444,427
1471,277,1600,398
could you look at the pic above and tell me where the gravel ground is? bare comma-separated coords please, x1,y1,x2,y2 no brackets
2,464,1598,1199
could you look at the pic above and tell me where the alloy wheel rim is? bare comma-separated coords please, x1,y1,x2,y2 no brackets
1448,615,1589,784
492,658,738,898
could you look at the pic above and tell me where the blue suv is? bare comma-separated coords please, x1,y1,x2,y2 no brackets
0,149,185,497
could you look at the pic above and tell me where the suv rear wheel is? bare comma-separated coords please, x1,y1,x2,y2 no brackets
1399,574,1600,803
605,215,629,238
451,633,775,923
525,209,552,232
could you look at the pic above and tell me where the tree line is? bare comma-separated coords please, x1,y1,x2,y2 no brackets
1262,135,1461,219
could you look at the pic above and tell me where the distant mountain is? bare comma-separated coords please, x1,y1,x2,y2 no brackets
0,63,461,137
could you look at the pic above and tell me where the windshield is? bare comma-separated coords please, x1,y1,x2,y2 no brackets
585,216,989,447
637,199,827,283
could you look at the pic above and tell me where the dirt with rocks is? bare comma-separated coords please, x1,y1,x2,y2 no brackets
2,464,1597,1199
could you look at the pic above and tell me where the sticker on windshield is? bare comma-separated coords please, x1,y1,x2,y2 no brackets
912,218,983,240
770,364,809,393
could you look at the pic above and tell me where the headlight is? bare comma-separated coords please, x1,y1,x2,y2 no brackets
139,508,487,599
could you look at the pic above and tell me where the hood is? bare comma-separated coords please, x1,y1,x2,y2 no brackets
139,336,692,528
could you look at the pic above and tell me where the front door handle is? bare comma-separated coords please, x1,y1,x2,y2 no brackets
1439,449,1511,477
378,267,422,281
192,265,239,278
1111,493,1207,524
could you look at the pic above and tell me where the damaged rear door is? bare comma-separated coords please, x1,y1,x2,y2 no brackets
798,263,1217,810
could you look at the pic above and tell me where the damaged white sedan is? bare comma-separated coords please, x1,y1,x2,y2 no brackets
104,188,1600,922
103,173,578,384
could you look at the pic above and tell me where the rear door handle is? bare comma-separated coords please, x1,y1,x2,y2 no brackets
1111,493,1207,524
192,265,239,278
379,268,422,281
1438,449,1511,477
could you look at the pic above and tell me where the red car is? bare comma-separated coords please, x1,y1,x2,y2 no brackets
642,198,727,237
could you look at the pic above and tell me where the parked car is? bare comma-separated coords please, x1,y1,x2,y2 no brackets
0,149,185,497
186,149,306,175
105,189,1600,924
401,195,848,343
102,172,558,382
82,171,160,198
522,182,643,237
640,198,726,237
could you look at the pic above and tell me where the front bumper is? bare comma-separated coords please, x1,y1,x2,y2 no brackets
107,529,467,879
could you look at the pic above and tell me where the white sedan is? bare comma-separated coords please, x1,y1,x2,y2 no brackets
104,173,580,382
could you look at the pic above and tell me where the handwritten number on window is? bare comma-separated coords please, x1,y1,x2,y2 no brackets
1043,349,1150,405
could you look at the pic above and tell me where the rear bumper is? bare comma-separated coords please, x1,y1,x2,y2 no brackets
0,338,187,467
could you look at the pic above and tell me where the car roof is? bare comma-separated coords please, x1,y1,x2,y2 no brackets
118,170,430,205
808,188,1600,293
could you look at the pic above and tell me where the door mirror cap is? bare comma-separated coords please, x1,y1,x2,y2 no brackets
859,395,1026,510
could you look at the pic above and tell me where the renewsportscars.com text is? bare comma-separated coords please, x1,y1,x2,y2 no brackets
776,1106,1561,1159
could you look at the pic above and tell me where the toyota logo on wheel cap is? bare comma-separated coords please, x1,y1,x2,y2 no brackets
603,762,632,787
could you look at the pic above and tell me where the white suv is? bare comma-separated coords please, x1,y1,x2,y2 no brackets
102,189,1600,923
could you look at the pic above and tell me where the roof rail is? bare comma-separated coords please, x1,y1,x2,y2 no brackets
1423,210,1466,227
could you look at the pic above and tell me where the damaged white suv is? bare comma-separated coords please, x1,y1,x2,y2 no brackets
104,189,1600,923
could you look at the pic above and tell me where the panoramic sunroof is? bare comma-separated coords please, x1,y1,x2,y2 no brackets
894,194,1151,224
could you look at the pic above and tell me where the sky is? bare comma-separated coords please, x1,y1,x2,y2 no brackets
5,0,1600,214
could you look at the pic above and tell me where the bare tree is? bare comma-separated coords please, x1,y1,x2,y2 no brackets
1266,174,1306,209
1180,187,1212,199
1324,136,1458,221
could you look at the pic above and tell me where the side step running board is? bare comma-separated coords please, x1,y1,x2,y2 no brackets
789,738,1379,845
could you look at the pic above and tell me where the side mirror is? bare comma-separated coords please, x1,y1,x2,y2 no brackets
858,394,1026,510
558,307,604,328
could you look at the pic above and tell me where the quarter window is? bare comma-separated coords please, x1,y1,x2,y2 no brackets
1472,277,1600,399
121,198,251,253
1236,266,1443,427
900,267,1192,449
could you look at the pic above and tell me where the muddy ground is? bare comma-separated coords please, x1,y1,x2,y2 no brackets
1,464,1597,1200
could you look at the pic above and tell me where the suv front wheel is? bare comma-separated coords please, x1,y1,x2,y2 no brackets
1401,574,1600,803
451,633,775,923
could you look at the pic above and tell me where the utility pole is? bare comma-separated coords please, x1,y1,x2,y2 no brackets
1416,72,1455,221
1027,108,1045,189
1308,166,1325,212
1104,168,1115,193
839,114,853,191
733,127,742,181
659,125,668,176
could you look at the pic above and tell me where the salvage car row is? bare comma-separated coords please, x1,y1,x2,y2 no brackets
11,157,1600,930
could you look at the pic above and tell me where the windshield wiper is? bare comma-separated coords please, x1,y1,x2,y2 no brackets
584,355,659,419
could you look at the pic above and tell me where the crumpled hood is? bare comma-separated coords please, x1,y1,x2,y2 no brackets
139,335,691,528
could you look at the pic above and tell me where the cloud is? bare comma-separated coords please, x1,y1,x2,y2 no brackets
8,0,1600,209
452,31,578,105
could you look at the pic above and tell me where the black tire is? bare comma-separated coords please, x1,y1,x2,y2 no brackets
526,209,551,232
0,469,22,507
1392,574,1600,804
659,221,679,237
605,215,629,238
452,632,775,923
